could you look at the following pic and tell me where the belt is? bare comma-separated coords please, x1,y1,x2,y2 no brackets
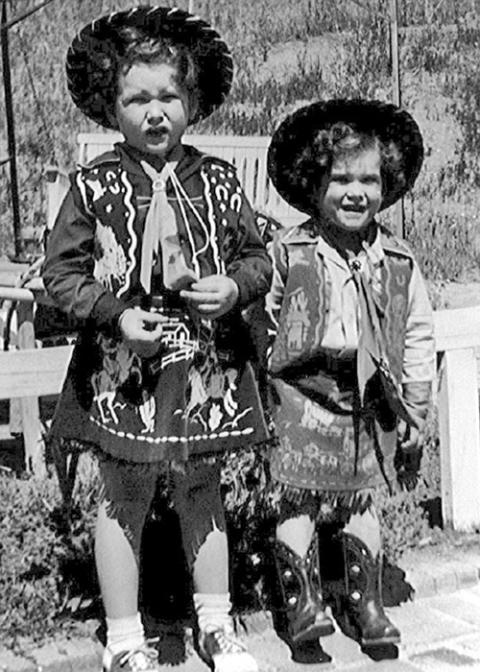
142,291,188,313
273,351,357,380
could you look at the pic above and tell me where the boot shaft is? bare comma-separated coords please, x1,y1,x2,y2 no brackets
340,532,400,647
273,533,334,643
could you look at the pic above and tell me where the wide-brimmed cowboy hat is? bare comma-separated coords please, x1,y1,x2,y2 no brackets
267,99,424,214
66,5,233,129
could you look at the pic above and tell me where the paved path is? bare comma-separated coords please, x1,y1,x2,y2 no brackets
243,584,480,671
4,583,480,672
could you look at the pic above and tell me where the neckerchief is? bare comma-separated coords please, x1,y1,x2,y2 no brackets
140,160,198,294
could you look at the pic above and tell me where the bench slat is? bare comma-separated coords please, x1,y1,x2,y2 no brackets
75,132,305,225
0,346,72,399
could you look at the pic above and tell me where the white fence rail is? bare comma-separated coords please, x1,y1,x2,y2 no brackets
434,306,480,530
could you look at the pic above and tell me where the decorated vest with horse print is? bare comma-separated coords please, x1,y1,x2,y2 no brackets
267,222,415,493
75,147,251,301
269,223,413,403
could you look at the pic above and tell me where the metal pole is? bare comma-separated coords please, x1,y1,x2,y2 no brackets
1,0,23,258
390,0,401,106
1,0,56,31
389,0,405,238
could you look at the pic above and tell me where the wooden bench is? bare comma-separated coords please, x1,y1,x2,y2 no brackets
1,132,480,533
0,261,69,475
46,132,306,230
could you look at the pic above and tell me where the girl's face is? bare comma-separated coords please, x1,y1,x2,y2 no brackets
114,61,196,160
315,146,383,233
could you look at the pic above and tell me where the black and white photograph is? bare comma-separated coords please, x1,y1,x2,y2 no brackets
1,1,480,671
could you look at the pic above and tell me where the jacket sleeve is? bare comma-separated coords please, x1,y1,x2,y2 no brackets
402,260,436,427
224,183,273,308
262,233,290,367
42,174,129,335
265,234,288,331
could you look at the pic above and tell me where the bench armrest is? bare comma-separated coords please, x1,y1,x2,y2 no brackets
45,166,70,232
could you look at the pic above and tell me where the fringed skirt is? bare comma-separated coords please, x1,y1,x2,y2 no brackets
268,378,398,513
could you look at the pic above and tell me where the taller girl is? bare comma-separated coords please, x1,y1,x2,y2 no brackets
43,6,271,672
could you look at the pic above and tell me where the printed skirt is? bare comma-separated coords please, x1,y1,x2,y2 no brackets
269,376,398,501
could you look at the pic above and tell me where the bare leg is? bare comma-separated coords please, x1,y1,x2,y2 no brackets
95,499,147,618
340,505,399,647
276,514,316,557
175,461,258,671
192,519,229,594
94,457,158,671
274,508,334,643
343,506,381,556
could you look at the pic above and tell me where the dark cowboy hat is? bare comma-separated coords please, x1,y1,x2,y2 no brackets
66,5,233,129
267,99,424,214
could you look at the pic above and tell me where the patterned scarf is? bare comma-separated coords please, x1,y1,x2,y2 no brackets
140,160,198,293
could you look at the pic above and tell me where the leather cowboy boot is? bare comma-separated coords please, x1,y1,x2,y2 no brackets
341,532,400,647
273,533,335,644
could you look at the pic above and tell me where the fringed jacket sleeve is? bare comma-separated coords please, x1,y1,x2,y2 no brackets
264,233,289,352
223,182,273,308
402,260,436,426
42,177,128,335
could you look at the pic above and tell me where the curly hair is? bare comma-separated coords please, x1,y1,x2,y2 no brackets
292,121,407,203
85,25,199,125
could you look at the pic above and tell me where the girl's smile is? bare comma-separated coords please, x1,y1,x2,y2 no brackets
316,147,383,233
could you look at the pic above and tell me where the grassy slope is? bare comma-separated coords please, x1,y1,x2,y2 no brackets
1,0,480,282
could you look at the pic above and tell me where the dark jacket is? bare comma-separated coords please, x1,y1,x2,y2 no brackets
42,142,272,461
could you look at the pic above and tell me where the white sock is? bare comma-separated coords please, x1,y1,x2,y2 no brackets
194,593,258,672
103,613,145,670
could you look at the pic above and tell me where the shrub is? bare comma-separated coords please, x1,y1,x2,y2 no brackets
379,413,440,562
0,454,99,651
0,473,65,648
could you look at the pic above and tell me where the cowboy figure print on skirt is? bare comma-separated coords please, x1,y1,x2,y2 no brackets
89,315,251,441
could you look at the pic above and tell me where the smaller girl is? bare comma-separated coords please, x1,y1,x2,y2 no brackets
265,99,435,657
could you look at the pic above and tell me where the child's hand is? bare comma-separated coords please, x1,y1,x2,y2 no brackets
180,274,239,319
118,307,166,358
397,419,420,453
397,419,422,490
